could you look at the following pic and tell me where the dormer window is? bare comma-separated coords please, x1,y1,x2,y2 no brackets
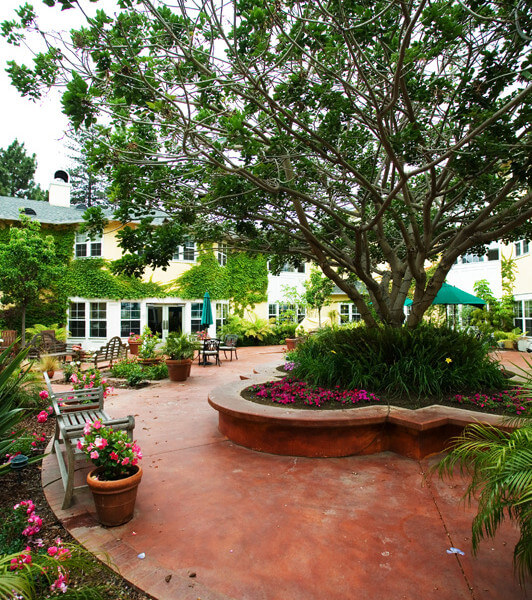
75,232,102,258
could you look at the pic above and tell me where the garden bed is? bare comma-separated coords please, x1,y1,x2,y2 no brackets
243,376,531,417
0,415,151,600
208,373,519,460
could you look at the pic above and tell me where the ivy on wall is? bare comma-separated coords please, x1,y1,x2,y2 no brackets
1,221,267,331
176,249,268,314
64,259,170,300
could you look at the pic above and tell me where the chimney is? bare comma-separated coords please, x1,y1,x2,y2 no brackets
48,170,71,207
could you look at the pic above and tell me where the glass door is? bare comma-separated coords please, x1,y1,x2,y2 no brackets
168,306,183,334
147,305,163,337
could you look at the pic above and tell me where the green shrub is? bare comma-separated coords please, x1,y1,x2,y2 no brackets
110,358,168,382
290,324,507,397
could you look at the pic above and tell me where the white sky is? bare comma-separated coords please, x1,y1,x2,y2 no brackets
0,0,117,189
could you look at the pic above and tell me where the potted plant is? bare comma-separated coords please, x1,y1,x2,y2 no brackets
137,326,161,364
127,332,142,355
163,332,199,381
79,419,143,526
39,354,60,379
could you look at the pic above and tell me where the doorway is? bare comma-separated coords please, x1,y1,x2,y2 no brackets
147,304,183,339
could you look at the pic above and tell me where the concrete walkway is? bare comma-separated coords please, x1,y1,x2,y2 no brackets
43,346,529,600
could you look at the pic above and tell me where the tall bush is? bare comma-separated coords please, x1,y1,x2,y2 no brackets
291,325,506,397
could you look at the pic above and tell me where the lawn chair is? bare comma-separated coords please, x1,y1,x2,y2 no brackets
201,338,221,366
219,334,238,361
43,373,135,509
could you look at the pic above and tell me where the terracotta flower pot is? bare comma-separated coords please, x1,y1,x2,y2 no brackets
87,465,142,527
47,370,55,379
285,338,298,351
166,358,192,381
128,341,141,355
138,357,161,365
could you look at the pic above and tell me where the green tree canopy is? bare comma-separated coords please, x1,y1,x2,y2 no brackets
66,129,110,206
4,0,532,328
0,214,61,345
0,140,47,200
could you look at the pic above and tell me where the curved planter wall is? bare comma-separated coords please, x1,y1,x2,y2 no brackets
208,369,510,460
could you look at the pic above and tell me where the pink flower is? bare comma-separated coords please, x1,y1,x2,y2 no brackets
39,390,49,400
46,405,53,414
94,437,108,449
90,450,99,459
110,451,119,461
121,457,130,466
92,420,103,430
83,421,92,435
37,411,48,423
48,546,58,556
77,440,84,450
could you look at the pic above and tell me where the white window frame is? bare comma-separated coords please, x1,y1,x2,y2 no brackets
172,240,196,262
515,240,530,258
74,232,102,258
339,303,362,324
217,242,228,266
69,302,86,338
190,302,203,332
120,301,141,338
268,303,305,323
89,302,107,338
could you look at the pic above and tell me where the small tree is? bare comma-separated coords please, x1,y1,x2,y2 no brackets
303,269,334,327
0,214,61,346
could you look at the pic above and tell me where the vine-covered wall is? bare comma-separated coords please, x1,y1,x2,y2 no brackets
176,249,268,314
1,219,268,330
0,222,169,330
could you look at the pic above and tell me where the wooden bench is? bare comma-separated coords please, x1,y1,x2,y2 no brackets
92,336,128,369
28,332,74,361
44,373,135,509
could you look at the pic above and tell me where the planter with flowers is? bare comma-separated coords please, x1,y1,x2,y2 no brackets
79,420,143,526
163,332,199,381
127,332,142,355
137,326,162,365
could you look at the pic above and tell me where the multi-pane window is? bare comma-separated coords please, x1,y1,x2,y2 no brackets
217,242,228,267
268,303,305,323
340,303,362,324
120,302,141,337
515,240,530,257
216,303,229,333
69,302,86,337
173,240,196,262
75,232,102,258
280,263,305,273
461,253,484,263
89,302,107,337
514,300,532,335
191,302,203,332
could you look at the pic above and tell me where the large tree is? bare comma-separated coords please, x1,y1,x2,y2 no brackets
0,140,47,200
3,0,532,328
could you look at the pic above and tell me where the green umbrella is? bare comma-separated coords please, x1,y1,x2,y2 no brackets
201,291,214,328
405,282,486,307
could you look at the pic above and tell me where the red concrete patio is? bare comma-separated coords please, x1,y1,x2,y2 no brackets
42,346,529,599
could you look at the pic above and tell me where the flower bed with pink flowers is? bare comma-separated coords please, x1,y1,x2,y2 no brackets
242,376,531,416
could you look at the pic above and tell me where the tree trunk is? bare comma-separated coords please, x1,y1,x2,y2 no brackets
21,305,26,347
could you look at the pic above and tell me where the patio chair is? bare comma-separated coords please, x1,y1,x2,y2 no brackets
0,330,18,355
219,334,238,361
201,338,221,366
43,372,135,509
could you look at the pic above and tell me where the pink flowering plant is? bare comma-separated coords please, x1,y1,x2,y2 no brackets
78,420,142,480
248,377,381,407
0,499,105,597
452,388,531,416
70,367,113,399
